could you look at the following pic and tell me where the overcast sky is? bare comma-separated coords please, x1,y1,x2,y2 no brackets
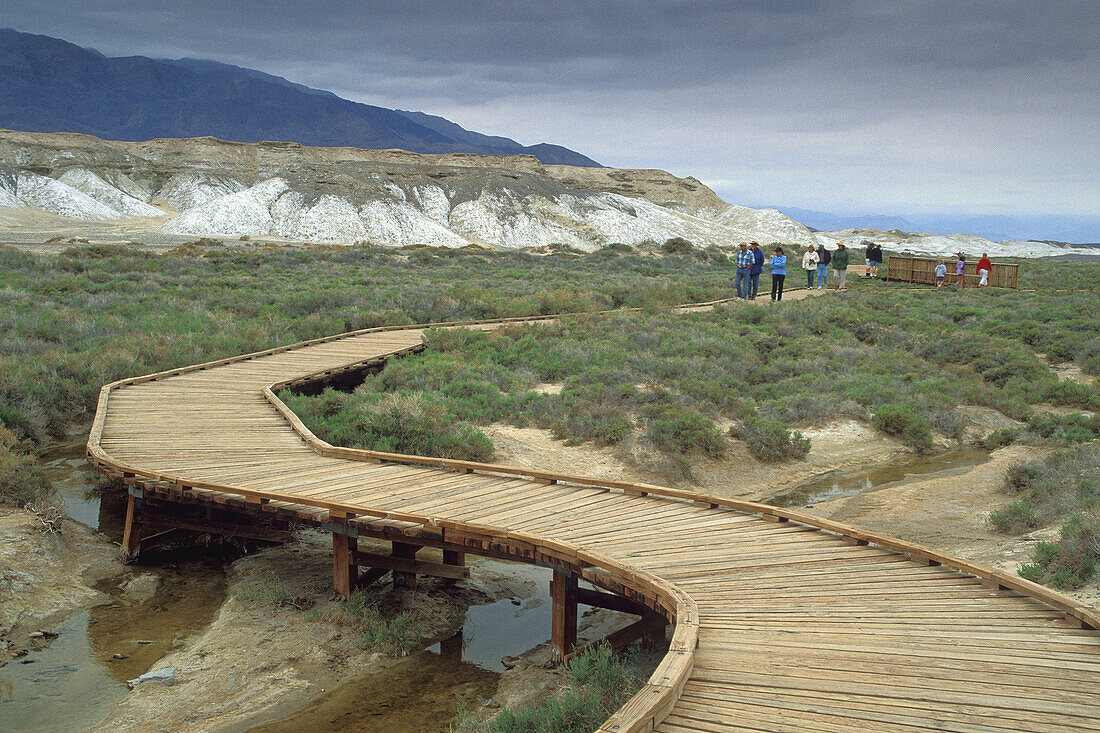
4,1,1098,225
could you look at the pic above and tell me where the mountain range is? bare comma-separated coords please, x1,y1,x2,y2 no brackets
0,28,599,167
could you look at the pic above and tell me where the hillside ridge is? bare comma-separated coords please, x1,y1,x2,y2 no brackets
0,28,599,167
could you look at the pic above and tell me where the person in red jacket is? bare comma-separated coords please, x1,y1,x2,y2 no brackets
977,253,992,287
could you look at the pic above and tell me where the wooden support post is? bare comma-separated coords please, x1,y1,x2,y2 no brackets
356,567,390,589
330,510,358,599
392,542,419,590
443,549,465,568
121,493,143,562
550,569,578,664
332,531,358,599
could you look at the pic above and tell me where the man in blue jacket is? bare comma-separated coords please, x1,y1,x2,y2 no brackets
749,241,764,300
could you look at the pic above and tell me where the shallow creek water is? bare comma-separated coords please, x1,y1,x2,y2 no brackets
0,450,227,733
767,446,991,508
1,449,555,732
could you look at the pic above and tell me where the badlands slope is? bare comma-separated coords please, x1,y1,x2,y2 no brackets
0,130,1094,257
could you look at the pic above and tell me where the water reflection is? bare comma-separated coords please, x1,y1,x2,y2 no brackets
768,447,991,507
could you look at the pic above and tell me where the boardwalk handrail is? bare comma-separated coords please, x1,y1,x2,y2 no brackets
261,385,1098,631
87,301,1099,731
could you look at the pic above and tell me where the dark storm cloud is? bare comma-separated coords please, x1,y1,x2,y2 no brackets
3,1,1098,219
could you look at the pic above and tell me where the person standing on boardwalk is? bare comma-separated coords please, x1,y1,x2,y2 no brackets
977,253,992,287
832,242,850,291
956,253,966,288
749,241,764,300
865,241,882,278
816,243,831,289
802,245,818,288
734,242,753,299
770,246,787,301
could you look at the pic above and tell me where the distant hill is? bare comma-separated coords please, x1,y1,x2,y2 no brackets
0,28,600,167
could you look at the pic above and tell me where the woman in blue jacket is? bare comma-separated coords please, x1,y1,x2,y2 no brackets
770,247,787,301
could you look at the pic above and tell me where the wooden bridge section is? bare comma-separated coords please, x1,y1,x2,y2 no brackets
88,315,1100,732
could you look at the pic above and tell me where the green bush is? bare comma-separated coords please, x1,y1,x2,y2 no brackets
731,418,811,462
1027,413,1100,444
0,428,53,506
465,643,643,733
309,590,420,656
647,406,725,457
1018,513,1100,589
872,403,934,453
982,428,1019,450
661,237,695,255
282,389,494,462
998,442,1100,534
989,500,1039,532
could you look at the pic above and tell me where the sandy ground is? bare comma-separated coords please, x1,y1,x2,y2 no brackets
805,443,1100,611
1038,352,1097,386
486,418,911,501
0,509,127,660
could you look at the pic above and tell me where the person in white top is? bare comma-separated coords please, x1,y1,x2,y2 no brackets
801,245,819,288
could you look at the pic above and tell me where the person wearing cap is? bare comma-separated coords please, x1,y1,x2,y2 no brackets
734,242,753,299
832,242,849,291
801,245,818,288
815,243,831,289
956,253,966,288
977,253,992,287
749,241,764,300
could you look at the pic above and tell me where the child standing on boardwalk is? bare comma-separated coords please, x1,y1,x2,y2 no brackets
934,261,947,287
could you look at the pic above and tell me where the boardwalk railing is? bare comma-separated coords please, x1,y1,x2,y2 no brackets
886,255,1019,288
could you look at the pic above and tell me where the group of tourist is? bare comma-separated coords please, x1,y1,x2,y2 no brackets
800,242,850,291
735,240,855,301
934,252,994,288
736,241,998,300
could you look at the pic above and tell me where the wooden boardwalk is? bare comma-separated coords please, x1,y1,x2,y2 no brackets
87,312,1100,732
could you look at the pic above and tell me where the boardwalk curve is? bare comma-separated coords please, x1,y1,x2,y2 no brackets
87,309,1100,732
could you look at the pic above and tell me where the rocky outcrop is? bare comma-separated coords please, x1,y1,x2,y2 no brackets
0,130,809,250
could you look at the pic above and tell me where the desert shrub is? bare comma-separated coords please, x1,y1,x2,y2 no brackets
983,428,1019,450
1018,513,1100,589
309,590,420,656
647,406,725,457
989,500,1039,532
996,446,1100,531
0,427,53,506
661,237,695,255
1044,381,1100,411
759,395,864,427
465,643,643,733
282,389,494,462
872,403,934,453
1026,412,1100,444
731,418,811,462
